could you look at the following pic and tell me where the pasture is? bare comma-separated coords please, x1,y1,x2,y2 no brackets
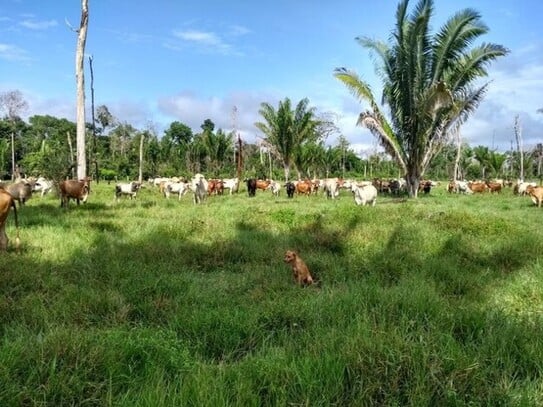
1,181,542,406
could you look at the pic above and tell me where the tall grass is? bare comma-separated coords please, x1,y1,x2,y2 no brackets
0,182,542,405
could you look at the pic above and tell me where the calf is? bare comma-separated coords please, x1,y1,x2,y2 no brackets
60,179,90,208
0,187,20,251
115,181,141,201
529,186,543,208
351,184,377,206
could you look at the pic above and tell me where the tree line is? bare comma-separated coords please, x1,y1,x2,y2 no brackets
0,94,541,186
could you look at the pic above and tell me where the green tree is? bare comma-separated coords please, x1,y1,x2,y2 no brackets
335,0,508,196
255,98,320,181
487,150,506,178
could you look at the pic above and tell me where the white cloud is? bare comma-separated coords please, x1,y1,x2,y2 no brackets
0,43,29,61
172,29,234,55
19,19,57,30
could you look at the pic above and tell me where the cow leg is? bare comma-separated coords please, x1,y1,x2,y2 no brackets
0,225,7,251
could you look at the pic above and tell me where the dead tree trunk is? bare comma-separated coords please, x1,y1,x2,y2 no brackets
75,0,89,180
138,133,144,184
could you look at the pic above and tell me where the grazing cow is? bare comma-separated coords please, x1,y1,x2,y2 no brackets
191,173,208,204
468,181,487,194
115,181,141,201
322,178,340,199
60,179,90,208
246,178,257,197
222,177,239,195
32,177,54,198
6,181,33,207
164,181,189,200
351,184,378,206
0,187,20,251
529,186,543,208
285,182,295,198
267,180,281,197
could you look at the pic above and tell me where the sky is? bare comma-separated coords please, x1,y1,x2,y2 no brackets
1,0,542,155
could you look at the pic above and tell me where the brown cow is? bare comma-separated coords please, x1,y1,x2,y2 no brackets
468,181,487,194
60,179,90,208
256,179,271,191
0,187,20,251
485,181,502,194
295,180,312,195
529,186,543,208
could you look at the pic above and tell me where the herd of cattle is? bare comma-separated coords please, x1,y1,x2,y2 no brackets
0,174,541,252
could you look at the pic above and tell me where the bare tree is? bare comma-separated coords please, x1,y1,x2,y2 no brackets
68,0,89,180
0,90,28,180
514,115,523,182
453,128,462,182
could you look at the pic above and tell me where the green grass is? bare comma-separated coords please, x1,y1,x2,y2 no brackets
0,183,542,406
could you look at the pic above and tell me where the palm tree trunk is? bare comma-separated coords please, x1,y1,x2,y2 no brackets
406,168,420,198
283,163,290,182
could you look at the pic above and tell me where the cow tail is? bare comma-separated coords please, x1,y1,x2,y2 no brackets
10,198,21,252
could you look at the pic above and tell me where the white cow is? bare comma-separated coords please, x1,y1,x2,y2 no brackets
517,181,537,196
115,181,141,201
191,173,208,204
222,177,239,195
454,180,473,194
322,178,340,199
351,184,378,206
164,181,189,200
32,177,54,198
267,180,281,197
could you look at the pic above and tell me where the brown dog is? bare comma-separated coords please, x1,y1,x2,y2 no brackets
284,250,314,286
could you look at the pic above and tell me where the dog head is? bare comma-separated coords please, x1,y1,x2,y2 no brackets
284,250,297,264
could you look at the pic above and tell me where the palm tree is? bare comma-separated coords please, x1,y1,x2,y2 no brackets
335,0,508,197
473,145,490,179
255,98,319,181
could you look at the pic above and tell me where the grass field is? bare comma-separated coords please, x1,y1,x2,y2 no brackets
1,181,542,406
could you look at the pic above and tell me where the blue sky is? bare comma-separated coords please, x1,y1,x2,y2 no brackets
1,0,542,154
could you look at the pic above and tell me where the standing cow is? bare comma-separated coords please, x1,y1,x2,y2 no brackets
351,184,378,206
115,181,141,201
6,181,33,207
246,178,257,197
0,187,20,251
32,177,54,198
60,179,90,208
191,173,208,204
285,182,296,198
